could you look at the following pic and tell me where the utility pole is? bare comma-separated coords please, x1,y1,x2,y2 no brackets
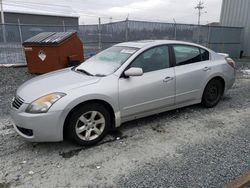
195,1,204,25
0,0,6,42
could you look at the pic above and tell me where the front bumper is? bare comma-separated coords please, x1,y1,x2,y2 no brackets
10,108,64,142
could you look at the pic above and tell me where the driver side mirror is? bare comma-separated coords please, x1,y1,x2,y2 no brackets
124,67,143,77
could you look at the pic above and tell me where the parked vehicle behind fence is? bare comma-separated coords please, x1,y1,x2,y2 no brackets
10,40,236,146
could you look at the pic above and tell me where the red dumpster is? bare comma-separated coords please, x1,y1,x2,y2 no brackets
23,32,84,74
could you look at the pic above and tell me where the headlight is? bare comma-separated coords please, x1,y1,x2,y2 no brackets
26,92,66,113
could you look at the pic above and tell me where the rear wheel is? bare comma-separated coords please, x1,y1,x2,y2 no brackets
202,79,224,108
66,103,111,146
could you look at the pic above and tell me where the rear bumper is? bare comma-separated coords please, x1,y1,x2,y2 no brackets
225,74,236,92
10,109,64,142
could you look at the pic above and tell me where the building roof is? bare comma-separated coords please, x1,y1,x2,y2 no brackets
3,4,79,18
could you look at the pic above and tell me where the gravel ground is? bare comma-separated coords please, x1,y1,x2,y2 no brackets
0,60,250,188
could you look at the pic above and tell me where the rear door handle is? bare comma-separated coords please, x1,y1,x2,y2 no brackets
163,76,174,82
203,67,211,71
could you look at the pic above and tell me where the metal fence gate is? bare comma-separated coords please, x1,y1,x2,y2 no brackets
0,20,243,65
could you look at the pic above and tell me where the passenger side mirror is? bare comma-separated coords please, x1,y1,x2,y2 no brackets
124,67,143,77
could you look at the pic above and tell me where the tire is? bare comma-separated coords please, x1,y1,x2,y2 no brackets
65,103,111,146
202,79,224,108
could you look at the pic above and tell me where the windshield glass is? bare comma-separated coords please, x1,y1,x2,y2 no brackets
76,46,139,76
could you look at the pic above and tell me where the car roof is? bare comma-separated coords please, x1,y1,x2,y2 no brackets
115,40,209,50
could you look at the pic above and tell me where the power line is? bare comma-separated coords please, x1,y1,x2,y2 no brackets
4,2,72,11
6,0,70,9
4,0,127,19
3,2,79,16
2,0,174,24
3,1,121,21
71,7,125,21
4,0,152,21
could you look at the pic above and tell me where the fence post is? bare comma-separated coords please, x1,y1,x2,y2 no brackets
125,18,129,41
207,25,211,48
174,23,177,40
198,25,201,44
62,20,66,32
0,0,6,43
18,19,23,43
98,17,102,50
1,23,7,65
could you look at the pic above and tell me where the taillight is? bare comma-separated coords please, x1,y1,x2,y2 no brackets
226,57,236,69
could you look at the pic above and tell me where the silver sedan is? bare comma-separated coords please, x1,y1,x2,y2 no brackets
10,40,236,146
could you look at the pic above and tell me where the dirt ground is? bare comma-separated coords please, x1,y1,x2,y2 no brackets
0,60,250,188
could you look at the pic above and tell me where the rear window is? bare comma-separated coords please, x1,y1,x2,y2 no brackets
173,45,210,66
173,45,201,65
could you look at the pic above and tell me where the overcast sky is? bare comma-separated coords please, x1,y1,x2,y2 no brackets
3,0,223,25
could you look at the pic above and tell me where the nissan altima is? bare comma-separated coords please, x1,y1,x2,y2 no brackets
10,40,236,146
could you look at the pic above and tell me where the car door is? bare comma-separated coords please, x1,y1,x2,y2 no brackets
118,45,175,119
172,45,211,104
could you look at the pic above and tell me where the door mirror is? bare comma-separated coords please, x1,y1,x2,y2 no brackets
124,67,143,77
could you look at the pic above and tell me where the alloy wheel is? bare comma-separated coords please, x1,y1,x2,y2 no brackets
75,111,105,141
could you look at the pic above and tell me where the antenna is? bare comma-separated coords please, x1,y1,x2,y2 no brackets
195,1,205,25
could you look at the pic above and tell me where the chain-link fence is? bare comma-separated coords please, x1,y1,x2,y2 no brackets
0,20,243,65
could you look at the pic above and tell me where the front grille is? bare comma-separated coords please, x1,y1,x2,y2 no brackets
12,96,24,109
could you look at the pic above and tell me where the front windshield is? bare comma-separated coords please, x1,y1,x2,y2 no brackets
76,46,139,76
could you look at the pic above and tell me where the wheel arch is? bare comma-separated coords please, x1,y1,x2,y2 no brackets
63,99,117,139
202,76,226,97
204,76,226,92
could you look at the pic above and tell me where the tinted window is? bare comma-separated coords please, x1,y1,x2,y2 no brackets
200,48,210,61
173,45,202,66
130,46,170,73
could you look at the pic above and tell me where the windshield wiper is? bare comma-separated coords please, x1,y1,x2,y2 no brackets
75,68,93,76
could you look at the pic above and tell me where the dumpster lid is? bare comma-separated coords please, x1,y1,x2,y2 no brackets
23,32,76,44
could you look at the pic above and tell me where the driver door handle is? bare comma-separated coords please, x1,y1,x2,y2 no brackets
163,76,174,82
203,67,211,71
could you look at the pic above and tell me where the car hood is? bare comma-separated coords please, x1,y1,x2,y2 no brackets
17,68,101,103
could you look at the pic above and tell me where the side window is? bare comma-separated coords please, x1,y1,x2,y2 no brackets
173,45,201,66
130,46,170,73
200,48,210,61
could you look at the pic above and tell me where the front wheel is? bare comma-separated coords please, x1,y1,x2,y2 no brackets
66,103,111,146
202,79,224,108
